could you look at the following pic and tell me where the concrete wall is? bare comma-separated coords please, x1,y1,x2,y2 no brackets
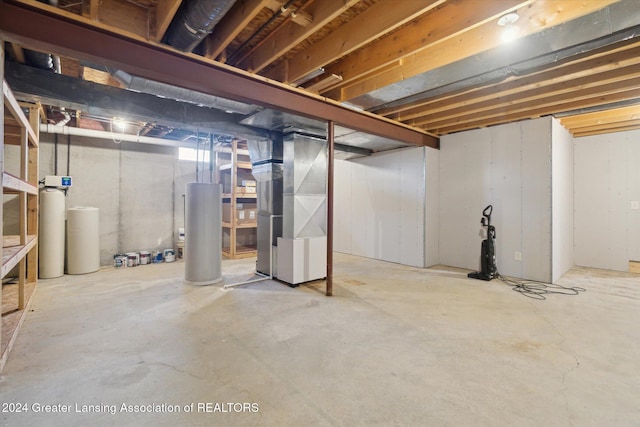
439,118,553,282
551,120,574,282
37,134,180,265
574,129,640,271
3,133,208,266
334,147,427,268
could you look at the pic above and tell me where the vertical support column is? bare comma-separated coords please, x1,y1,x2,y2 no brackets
27,106,39,283
1,41,5,344
326,121,334,296
230,139,238,257
18,124,27,309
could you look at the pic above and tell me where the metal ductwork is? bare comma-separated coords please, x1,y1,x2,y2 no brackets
355,0,640,110
111,69,260,116
164,0,237,52
248,137,284,277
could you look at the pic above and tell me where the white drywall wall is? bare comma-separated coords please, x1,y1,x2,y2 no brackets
439,118,552,282
551,120,574,281
424,147,440,267
574,129,640,271
334,147,426,268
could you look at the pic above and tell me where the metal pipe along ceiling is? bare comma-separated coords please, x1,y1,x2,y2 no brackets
165,0,237,52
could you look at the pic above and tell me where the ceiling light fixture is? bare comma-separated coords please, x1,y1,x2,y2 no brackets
497,12,520,43
291,68,325,87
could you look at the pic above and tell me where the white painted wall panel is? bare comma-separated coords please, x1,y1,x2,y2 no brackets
333,147,426,267
608,144,630,271
440,118,552,282
425,147,439,267
333,159,352,254
521,120,552,282
490,124,523,278
399,148,425,267
350,161,368,258
575,129,640,271
551,120,574,282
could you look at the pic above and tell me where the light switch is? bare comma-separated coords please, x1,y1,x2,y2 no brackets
631,201,640,210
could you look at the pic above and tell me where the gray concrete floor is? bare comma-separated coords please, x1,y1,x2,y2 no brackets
1,253,639,426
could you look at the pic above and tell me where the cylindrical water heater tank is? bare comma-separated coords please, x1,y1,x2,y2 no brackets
66,207,100,274
184,183,222,285
39,188,65,278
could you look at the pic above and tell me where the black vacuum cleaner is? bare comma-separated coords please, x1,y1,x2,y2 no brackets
468,205,498,281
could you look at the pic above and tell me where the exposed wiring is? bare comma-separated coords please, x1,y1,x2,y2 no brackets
496,273,585,300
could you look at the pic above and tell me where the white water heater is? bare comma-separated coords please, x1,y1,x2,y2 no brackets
184,183,222,285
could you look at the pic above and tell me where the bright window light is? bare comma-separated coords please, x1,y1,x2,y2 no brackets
179,147,210,162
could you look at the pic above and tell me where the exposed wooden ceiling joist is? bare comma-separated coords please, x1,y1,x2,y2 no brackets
234,0,360,73
320,0,530,98
329,0,621,102
154,0,182,42
0,0,437,147
264,0,445,84
205,0,272,61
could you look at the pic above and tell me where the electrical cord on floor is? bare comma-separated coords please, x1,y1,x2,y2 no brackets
496,272,585,300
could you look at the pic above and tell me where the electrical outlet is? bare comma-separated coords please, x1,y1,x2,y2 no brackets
514,251,522,261
631,201,640,210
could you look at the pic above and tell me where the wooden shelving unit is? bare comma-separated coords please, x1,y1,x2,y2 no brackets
1,78,39,371
217,140,257,259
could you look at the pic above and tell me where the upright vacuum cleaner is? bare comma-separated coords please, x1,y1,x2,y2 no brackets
468,205,498,281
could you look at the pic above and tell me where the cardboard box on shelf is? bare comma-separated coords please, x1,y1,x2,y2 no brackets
222,203,257,224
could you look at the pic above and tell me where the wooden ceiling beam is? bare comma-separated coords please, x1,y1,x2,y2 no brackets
335,0,621,101
0,0,437,147
410,63,640,126
87,0,153,39
205,0,271,61
236,0,360,73
573,123,640,137
569,118,640,133
559,104,640,126
264,0,445,83
378,38,640,118
420,77,640,129
154,0,182,42
318,0,529,97
432,87,640,134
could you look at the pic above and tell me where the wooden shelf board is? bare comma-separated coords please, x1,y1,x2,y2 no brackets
3,79,38,147
2,235,37,279
218,161,252,171
3,172,38,194
215,147,250,156
222,247,257,259
222,193,257,199
1,279,37,372
222,221,257,229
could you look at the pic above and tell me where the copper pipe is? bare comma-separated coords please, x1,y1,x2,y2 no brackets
326,120,334,297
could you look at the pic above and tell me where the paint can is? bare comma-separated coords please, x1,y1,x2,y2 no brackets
139,251,151,265
163,248,175,263
113,254,127,268
126,252,138,267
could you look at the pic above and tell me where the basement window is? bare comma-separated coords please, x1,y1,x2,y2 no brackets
179,147,210,162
